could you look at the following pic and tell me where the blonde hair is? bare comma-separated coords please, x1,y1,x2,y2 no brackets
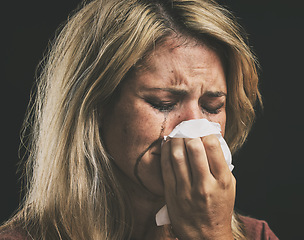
3,0,261,239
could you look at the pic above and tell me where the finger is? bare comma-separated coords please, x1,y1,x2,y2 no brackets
202,135,230,180
170,138,191,192
161,139,176,195
184,138,211,185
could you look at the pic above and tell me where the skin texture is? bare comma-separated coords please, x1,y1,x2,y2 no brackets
102,38,235,239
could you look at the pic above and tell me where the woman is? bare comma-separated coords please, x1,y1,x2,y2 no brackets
0,0,278,239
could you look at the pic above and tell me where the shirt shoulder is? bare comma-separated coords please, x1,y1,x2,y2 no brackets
239,215,279,240
0,226,31,240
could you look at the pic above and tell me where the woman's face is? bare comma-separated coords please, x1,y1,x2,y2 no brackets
102,38,227,196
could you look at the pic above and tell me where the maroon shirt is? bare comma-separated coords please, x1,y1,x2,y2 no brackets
240,216,279,240
0,216,278,239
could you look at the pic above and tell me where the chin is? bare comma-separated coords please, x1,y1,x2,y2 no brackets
137,155,166,197
142,176,165,197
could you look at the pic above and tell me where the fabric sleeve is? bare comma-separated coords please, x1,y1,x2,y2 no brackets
240,215,279,240
0,227,30,240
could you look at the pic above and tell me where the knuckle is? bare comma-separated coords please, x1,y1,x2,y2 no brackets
178,191,192,204
185,138,202,152
218,174,235,189
218,178,230,189
202,135,220,151
193,184,213,201
171,149,185,163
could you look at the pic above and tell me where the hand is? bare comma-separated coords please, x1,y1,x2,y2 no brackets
161,135,236,240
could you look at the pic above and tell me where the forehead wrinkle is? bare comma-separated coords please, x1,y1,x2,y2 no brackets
189,66,208,77
168,65,189,87
164,49,191,86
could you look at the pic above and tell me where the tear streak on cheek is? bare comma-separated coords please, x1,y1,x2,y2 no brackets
159,114,167,137
133,113,168,192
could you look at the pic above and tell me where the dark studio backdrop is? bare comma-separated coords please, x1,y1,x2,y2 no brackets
2,0,303,239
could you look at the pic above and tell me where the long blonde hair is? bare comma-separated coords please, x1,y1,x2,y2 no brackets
4,0,261,239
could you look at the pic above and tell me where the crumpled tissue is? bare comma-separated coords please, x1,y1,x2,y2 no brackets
156,118,234,226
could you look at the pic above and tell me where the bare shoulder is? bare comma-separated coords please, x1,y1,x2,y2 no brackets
239,215,279,240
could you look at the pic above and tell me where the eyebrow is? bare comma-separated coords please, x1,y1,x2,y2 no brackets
204,91,227,97
141,87,226,98
140,87,188,96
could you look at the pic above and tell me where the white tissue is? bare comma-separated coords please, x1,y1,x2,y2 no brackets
156,119,233,226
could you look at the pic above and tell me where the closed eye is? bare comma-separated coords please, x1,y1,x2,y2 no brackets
201,102,225,114
146,99,177,112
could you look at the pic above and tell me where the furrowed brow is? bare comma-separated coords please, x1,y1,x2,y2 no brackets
204,91,227,98
141,87,188,96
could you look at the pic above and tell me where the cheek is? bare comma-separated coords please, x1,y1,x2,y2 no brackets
211,111,226,136
125,106,164,142
103,99,165,160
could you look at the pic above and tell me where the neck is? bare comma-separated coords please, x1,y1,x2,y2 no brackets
128,189,164,239
114,166,169,239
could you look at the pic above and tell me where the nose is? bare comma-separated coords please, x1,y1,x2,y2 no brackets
164,101,207,136
178,101,205,122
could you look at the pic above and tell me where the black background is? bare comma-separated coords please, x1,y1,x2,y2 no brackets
2,0,304,239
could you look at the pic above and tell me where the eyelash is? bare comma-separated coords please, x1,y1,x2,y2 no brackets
201,103,224,114
147,100,224,114
148,101,176,112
